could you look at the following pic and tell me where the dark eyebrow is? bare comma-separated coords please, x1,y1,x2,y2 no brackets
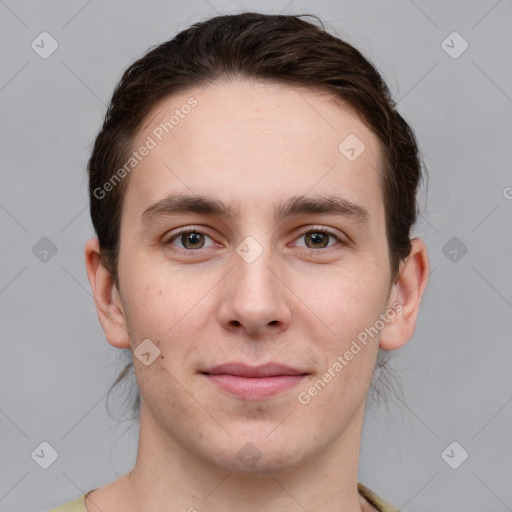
141,194,240,224
141,193,369,225
274,194,369,224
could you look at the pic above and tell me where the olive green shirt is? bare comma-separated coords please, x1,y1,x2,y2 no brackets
48,483,400,511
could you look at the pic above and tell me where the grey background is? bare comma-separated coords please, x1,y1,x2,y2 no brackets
1,1,511,511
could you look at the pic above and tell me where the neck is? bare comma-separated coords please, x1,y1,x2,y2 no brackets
120,402,369,512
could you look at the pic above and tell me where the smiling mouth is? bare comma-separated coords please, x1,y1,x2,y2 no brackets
200,362,309,400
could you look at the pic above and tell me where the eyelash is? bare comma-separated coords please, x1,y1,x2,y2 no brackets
164,226,344,254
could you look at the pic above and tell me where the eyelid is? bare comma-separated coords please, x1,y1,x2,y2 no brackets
164,226,218,250
292,225,346,249
296,225,342,237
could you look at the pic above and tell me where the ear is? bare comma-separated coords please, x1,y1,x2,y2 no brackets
84,238,130,349
379,238,429,350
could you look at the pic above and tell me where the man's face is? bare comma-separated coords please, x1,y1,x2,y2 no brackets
115,80,396,471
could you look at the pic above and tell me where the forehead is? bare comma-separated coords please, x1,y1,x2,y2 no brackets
125,80,385,228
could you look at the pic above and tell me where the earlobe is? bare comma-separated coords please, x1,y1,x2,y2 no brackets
379,238,429,351
84,238,131,349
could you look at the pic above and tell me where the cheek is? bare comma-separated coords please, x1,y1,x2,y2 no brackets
290,266,386,411
295,274,383,410
292,263,388,348
119,252,208,340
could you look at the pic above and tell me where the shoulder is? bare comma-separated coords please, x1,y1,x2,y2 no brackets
48,484,397,512
47,490,92,512
358,482,401,512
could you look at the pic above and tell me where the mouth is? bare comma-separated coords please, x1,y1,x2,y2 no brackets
200,362,309,400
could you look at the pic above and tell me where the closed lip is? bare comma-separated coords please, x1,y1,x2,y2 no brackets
200,362,309,377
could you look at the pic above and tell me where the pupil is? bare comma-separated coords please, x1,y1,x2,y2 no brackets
184,232,203,248
307,232,328,248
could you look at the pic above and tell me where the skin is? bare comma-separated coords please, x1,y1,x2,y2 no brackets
85,79,429,512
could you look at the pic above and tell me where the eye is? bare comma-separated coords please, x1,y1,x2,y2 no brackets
165,228,216,250
294,227,342,250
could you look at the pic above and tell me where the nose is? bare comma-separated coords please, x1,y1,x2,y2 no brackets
217,244,292,337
